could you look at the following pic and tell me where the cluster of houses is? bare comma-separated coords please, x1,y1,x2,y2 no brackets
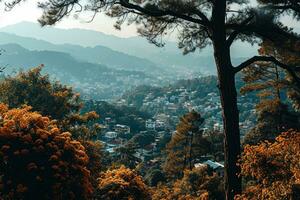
99,118,131,153
96,85,256,176
98,114,226,177
119,86,256,136
100,116,166,158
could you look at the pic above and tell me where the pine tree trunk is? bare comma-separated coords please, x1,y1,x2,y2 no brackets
189,132,194,170
211,1,242,199
183,137,189,172
215,56,242,200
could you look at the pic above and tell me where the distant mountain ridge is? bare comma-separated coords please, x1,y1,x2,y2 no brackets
0,32,160,74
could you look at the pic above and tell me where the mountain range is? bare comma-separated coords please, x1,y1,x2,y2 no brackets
0,21,259,74
0,32,161,74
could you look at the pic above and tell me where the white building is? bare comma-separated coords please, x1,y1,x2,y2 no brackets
204,160,224,177
114,124,130,134
146,119,156,130
105,131,118,139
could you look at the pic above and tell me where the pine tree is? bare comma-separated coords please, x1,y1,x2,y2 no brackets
163,111,210,179
241,41,300,145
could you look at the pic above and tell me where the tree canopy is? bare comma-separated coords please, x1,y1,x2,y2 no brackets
241,42,300,144
0,104,92,199
0,66,101,141
238,130,300,199
0,66,81,120
97,166,151,200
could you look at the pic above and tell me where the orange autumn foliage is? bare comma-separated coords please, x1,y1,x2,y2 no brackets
97,166,150,200
151,166,224,200
237,130,300,200
81,140,104,190
0,104,93,199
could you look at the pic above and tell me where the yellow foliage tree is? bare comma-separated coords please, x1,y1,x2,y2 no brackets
82,140,105,190
97,166,150,200
0,104,93,199
237,130,300,200
152,166,224,200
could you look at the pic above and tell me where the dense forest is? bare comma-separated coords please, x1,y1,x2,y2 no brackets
0,0,300,200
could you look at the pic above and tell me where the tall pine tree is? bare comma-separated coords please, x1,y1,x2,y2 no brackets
164,111,210,179
241,41,300,145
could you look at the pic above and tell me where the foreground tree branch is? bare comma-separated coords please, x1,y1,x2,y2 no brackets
118,1,207,25
234,56,300,87
234,56,300,73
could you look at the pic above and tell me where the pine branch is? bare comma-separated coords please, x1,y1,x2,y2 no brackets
118,0,211,27
226,15,254,47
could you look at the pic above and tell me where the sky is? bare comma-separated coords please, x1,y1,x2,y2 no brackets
0,0,299,38
0,0,139,38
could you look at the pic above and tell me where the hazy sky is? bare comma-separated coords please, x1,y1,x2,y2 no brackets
0,0,299,38
0,0,139,38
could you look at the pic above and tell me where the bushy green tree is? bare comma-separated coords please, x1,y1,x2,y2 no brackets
0,66,101,140
0,66,81,120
